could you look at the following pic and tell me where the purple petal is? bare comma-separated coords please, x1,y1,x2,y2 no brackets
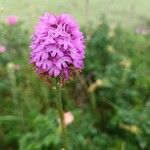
42,52,49,59
51,50,57,57
57,50,64,57
54,68,60,76
63,56,72,63
56,61,62,69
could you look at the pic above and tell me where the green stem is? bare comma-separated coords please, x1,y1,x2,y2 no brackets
54,80,68,149
90,91,97,112
7,64,21,115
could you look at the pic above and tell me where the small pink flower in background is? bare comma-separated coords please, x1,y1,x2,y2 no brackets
58,111,74,126
64,112,74,126
0,45,6,53
6,15,18,25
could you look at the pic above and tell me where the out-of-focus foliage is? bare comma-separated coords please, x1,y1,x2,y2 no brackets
0,18,150,150
0,22,29,58
85,22,150,149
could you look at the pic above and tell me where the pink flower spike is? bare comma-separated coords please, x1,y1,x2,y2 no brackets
30,13,85,81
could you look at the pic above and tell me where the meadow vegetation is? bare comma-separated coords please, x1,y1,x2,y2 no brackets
0,0,150,149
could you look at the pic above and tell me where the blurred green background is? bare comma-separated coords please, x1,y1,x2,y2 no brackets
0,0,150,150
0,0,150,28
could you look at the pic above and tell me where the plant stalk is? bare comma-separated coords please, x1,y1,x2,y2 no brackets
54,80,68,149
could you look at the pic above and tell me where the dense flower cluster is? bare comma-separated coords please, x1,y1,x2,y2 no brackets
5,16,18,25
30,13,85,80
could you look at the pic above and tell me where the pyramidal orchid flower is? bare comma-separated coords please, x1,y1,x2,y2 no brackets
30,13,85,82
30,13,85,149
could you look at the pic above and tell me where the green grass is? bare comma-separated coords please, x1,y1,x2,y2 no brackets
0,0,150,28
